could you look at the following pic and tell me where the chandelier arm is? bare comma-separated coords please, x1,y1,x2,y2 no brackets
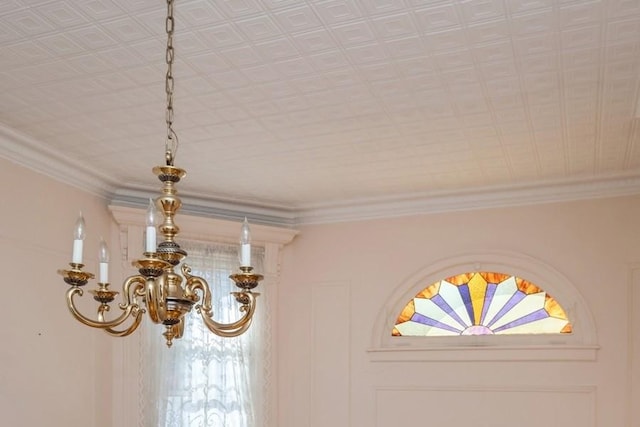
66,287,137,329
146,276,168,324
103,309,145,337
183,272,258,335
119,275,147,310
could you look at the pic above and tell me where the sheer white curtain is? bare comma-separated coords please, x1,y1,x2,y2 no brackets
142,240,267,427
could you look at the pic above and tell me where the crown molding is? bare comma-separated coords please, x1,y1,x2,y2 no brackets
294,172,640,224
0,124,115,198
3,123,640,226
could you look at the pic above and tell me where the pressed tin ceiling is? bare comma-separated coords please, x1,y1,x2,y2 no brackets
1,0,640,225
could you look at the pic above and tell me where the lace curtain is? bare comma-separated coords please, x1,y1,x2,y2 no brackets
142,240,267,427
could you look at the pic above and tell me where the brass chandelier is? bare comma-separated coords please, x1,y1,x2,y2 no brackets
57,0,262,347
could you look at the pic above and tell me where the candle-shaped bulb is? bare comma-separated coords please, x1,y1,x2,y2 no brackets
99,238,109,283
145,199,157,253
74,212,86,240
99,238,109,263
146,198,157,227
240,217,251,267
72,212,85,264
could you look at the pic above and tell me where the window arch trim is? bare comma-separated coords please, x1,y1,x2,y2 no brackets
369,251,598,362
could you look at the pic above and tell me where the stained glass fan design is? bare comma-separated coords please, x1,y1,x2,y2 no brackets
393,272,572,336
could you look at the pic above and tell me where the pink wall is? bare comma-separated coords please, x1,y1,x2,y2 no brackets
1,157,115,427
4,152,640,427
278,196,640,427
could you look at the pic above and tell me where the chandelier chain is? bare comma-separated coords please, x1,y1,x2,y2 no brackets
165,0,178,166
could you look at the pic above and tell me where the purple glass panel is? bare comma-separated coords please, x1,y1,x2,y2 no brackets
479,283,498,325
486,291,526,328
411,313,463,334
457,284,475,324
493,308,549,332
431,294,469,329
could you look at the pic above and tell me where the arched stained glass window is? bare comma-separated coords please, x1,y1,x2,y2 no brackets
393,272,572,337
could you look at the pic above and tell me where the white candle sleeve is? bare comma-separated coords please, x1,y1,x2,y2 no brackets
240,243,251,267
99,262,109,283
72,239,83,264
145,226,156,253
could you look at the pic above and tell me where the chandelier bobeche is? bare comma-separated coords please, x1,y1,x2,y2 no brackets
57,0,262,347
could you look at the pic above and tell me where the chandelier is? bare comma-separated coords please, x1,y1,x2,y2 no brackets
57,0,262,347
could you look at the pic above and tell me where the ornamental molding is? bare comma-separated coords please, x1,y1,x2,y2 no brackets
3,123,640,226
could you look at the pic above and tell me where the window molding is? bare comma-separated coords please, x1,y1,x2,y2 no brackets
108,205,298,427
369,251,598,362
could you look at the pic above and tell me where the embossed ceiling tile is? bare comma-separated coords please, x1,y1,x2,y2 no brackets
384,36,426,59
479,59,518,80
561,25,603,49
370,12,415,39
354,61,400,81
493,101,528,120
489,92,525,111
5,40,52,68
67,25,120,51
99,45,150,69
308,49,351,70
235,15,283,41
517,51,558,74
345,43,390,64
527,87,562,108
312,1,364,24
423,27,467,52
36,1,91,28
605,40,640,63
176,0,225,28
242,63,283,83
304,89,343,107
216,0,264,18
73,0,125,20
273,5,323,33
291,28,337,53
260,80,300,99
219,45,264,67
559,1,604,28
432,49,475,71
101,15,157,43
458,0,506,24
413,3,462,32
16,60,79,84
0,0,22,14
562,46,601,68
496,117,530,136
606,18,640,42
272,56,315,77
472,40,514,63
607,0,640,18
455,98,490,115
330,20,377,46
506,0,554,16
358,0,406,16
513,32,559,58
509,9,556,36
208,69,253,88
465,20,510,44
6,9,56,37
396,56,436,77
255,37,300,60
183,51,232,75
272,95,311,113
197,23,247,48
439,67,479,85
